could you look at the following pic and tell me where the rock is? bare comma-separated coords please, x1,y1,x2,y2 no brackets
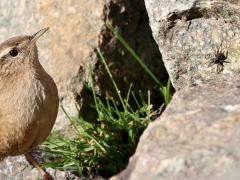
112,76,240,180
145,0,240,90
0,156,80,180
110,1,240,179
0,0,106,131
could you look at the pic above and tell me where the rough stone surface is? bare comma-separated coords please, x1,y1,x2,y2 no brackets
0,153,103,179
0,156,80,180
0,0,106,131
112,76,240,180
110,0,240,179
145,0,240,90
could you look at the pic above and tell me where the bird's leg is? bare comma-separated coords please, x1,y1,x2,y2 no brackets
25,153,53,180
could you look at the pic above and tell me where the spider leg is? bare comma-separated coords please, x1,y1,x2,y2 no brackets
208,60,215,67
219,41,223,52
217,64,224,73
225,50,228,58
216,44,221,55
223,60,230,63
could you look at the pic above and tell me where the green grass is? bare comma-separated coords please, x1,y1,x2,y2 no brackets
41,24,172,177
106,24,172,105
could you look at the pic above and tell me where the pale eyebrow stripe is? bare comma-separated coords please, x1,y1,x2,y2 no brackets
0,47,14,58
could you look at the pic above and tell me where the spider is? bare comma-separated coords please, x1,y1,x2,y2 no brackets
208,42,229,73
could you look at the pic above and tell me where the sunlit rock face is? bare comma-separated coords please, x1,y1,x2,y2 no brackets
111,1,240,180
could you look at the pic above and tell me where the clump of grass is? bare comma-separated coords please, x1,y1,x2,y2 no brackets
41,24,172,177
42,51,159,177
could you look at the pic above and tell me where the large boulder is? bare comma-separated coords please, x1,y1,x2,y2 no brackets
112,76,240,180
145,0,240,90
111,0,240,179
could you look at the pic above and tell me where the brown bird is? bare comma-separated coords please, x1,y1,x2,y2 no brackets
0,28,59,179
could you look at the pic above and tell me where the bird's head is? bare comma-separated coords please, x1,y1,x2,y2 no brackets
0,28,49,76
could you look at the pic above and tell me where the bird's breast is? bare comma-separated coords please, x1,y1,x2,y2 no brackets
0,70,59,156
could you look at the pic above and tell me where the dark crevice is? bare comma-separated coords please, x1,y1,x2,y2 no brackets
94,0,168,108
80,0,170,177
165,7,208,33
165,1,240,33
167,7,205,22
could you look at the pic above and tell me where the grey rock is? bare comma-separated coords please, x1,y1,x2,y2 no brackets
0,0,106,132
0,156,80,180
112,76,240,180
145,0,240,90
111,1,240,179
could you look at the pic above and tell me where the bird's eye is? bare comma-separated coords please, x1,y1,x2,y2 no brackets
9,48,18,57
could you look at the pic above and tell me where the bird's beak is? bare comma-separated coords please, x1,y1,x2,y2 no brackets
28,27,49,47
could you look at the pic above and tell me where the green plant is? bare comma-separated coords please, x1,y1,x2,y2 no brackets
42,24,173,177
107,24,172,105
42,50,159,177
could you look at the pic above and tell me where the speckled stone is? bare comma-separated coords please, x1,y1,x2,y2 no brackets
111,1,240,179
111,2,240,178
112,76,240,180
145,0,240,90
0,156,80,180
0,0,106,131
